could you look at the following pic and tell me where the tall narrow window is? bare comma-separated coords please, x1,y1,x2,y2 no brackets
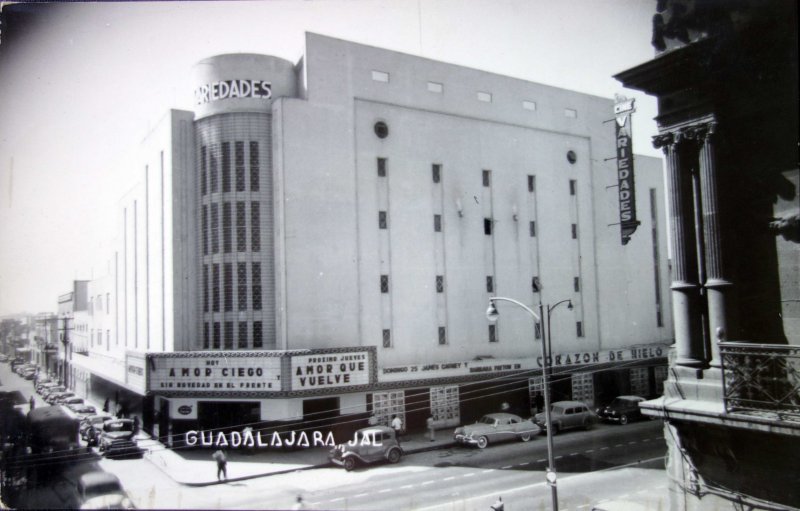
212,264,220,312
574,277,580,292
532,276,541,293
224,321,233,349
571,223,578,239
235,141,245,192
211,203,219,254
484,218,493,235
379,211,387,229
236,202,246,252
250,142,260,191
203,265,209,312
382,329,391,348
237,263,247,311
489,324,498,343
201,146,208,196
436,275,444,293
569,179,577,196
380,275,389,293
213,322,221,349
201,205,208,255
222,142,231,193
222,202,232,253
238,322,248,349
482,169,491,187
210,149,218,193
529,221,536,237
432,164,441,183
203,323,210,349
377,157,387,177
535,322,541,339
528,175,535,192
486,276,494,293
253,321,263,348
252,262,262,311
434,214,442,232
438,327,447,345
224,263,233,312
577,321,584,337
251,202,260,252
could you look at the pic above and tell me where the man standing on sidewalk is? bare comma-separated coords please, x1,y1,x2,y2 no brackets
212,449,227,481
391,415,403,445
426,415,435,442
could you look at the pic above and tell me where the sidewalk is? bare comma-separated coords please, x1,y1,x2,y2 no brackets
140,429,457,486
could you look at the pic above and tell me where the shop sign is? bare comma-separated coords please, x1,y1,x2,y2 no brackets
169,398,198,419
148,352,281,392
125,351,147,394
291,351,371,390
614,94,640,245
194,79,272,105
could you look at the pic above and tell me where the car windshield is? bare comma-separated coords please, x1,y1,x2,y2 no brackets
105,422,133,432
610,398,637,407
478,416,497,425
83,481,123,500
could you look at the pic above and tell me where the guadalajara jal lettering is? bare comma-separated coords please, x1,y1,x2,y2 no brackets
194,79,272,105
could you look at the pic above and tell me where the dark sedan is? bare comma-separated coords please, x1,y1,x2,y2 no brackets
596,395,646,425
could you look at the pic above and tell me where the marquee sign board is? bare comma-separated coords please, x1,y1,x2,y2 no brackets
148,352,282,393
291,351,372,390
614,94,640,245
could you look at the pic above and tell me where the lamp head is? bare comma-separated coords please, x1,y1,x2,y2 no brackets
486,301,499,322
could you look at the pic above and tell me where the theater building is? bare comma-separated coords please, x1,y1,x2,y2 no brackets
71,33,672,444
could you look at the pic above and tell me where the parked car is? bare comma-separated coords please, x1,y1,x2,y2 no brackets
40,385,65,398
69,404,97,418
453,413,540,449
534,400,596,435
98,419,139,458
46,391,75,405
329,426,403,471
0,354,9,363
62,397,85,408
596,395,646,425
10,359,27,371
76,471,134,509
22,367,38,380
80,414,114,442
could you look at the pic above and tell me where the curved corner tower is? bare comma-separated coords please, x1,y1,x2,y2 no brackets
192,54,296,350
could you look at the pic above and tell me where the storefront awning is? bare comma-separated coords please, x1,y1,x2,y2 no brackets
70,353,126,387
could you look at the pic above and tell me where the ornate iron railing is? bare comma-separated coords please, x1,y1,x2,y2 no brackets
719,342,800,422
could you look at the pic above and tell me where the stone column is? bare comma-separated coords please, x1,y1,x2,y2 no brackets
654,133,706,369
696,121,730,368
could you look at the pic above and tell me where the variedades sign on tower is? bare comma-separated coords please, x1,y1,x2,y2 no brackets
614,94,640,245
193,79,272,105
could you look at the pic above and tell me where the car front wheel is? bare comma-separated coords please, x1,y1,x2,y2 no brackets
620,415,629,425
476,436,489,449
343,457,356,471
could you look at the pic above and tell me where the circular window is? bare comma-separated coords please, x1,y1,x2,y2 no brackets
374,121,389,139
566,150,577,164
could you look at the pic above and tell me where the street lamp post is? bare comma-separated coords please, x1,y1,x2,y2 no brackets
487,296,572,511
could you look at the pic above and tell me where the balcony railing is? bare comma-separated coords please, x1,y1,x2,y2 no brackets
720,342,800,422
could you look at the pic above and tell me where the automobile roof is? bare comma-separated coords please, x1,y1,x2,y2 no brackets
551,400,589,406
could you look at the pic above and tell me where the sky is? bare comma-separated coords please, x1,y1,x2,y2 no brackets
0,0,662,316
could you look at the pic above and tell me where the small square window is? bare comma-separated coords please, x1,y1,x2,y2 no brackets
486,276,494,293
383,329,392,348
577,321,584,337
528,175,535,192
436,275,444,293
569,179,577,196
477,91,492,103
529,221,536,237
380,275,389,293
427,81,443,93
574,277,580,292
523,100,537,111
434,214,442,232
438,327,447,345
377,157,387,177
572,223,578,239
379,211,387,229
482,170,491,187
489,324,498,343
565,108,578,118
372,70,389,82
432,164,441,183
484,218,493,235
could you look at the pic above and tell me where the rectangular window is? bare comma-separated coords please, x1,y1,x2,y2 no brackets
224,321,233,349
251,202,260,252
202,205,208,255
371,70,389,82
238,322,248,349
237,263,247,311
434,214,442,232
529,221,536,237
489,324,498,343
250,141,260,191
222,202,232,253
212,264,220,312
569,179,577,196
252,262,262,311
427,81,443,93
210,148,218,193
236,202,246,252
106,293,110,314
436,275,444,293
201,146,207,196
523,100,537,111
382,329,391,348
532,276,541,293
438,327,447,345
253,321,263,348
379,211,387,229
203,322,210,349
377,157,387,177
482,169,491,187
572,223,578,239
528,175,535,192
224,263,233,312
221,142,231,193
213,322,221,349
380,275,389,293
574,277,580,292
477,91,492,102
535,322,541,339
211,203,219,253
203,265,209,312
577,321,584,337
484,218,493,235
432,164,441,183
564,108,578,118
486,276,494,293
235,141,245,192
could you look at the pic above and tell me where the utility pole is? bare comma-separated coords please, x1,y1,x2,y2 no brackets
59,316,72,388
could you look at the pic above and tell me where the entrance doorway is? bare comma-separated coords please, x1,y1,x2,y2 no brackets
303,397,341,439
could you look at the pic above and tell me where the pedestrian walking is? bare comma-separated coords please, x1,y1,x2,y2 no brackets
291,494,307,510
29,395,35,411
490,496,504,511
102,398,110,413
133,415,140,436
212,449,228,481
391,414,403,445
426,415,435,442
534,393,544,414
